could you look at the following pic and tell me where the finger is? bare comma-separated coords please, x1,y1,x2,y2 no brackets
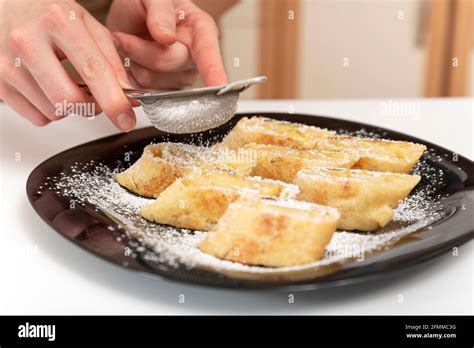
130,62,198,89
83,15,132,88
69,74,110,112
143,0,177,45
0,82,50,126
17,45,99,118
73,70,140,108
113,32,194,72
51,20,136,132
82,16,142,107
0,57,60,120
186,11,228,86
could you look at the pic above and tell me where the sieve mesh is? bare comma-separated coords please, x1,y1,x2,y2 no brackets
141,92,240,134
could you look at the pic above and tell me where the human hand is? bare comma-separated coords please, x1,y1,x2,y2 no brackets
0,0,137,131
107,0,228,90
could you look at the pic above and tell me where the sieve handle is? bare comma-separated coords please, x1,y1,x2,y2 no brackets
217,76,267,96
77,83,162,98
77,76,267,101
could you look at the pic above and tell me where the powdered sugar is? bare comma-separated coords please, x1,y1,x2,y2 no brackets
142,92,239,134
50,153,446,274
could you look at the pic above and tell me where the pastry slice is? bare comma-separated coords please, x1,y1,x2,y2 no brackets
218,116,336,150
217,116,426,173
116,142,254,198
140,170,299,231
293,167,421,231
199,197,340,267
244,143,359,182
315,136,426,173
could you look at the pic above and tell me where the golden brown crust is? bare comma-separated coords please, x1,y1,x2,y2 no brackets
315,136,427,173
218,116,336,150
120,117,427,267
294,167,421,231
116,142,254,198
199,197,339,267
139,171,299,231
244,143,359,182
218,117,426,174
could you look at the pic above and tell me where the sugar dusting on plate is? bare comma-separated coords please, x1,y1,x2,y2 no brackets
49,147,447,274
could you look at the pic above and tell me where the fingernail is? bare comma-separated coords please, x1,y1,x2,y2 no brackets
117,112,135,132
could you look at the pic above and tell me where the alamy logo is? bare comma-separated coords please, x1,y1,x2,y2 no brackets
18,322,56,341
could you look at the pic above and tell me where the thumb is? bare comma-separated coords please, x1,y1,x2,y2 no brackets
143,0,177,45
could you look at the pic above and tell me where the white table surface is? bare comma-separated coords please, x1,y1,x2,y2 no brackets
1,97,472,315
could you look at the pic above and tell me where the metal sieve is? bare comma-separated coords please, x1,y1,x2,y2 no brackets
79,76,267,133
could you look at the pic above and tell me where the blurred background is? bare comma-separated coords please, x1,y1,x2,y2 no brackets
5,0,472,101
218,0,473,99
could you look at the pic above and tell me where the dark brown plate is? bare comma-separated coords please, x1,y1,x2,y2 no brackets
26,113,474,290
